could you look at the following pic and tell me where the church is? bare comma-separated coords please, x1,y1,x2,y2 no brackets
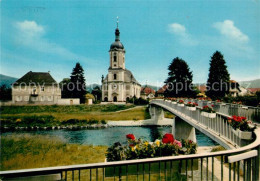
101,22,141,103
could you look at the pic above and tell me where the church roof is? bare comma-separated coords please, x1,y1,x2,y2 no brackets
103,69,140,85
110,28,124,51
13,71,58,85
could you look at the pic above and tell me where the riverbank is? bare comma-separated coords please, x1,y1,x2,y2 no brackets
0,104,150,122
1,134,219,171
0,134,107,171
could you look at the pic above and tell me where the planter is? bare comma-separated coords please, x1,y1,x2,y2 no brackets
178,104,184,107
105,158,198,177
231,129,252,140
186,106,196,111
201,112,216,118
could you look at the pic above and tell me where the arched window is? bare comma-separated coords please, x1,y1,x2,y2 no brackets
113,96,117,102
113,55,117,62
104,97,108,102
114,74,117,80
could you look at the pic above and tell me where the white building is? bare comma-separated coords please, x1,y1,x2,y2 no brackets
101,25,141,103
12,71,80,105
12,71,61,104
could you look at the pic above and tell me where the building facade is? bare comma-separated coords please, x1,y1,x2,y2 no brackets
12,71,61,105
101,26,141,102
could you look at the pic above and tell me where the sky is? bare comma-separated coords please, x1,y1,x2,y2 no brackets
1,0,260,87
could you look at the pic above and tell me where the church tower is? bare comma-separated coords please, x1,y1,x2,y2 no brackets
109,25,125,70
101,18,141,103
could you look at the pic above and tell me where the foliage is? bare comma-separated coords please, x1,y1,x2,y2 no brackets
179,139,197,154
206,51,230,99
91,86,102,102
127,96,149,105
164,57,196,98
106,133,197,162
70,62,87,103
201,105,215,113
0,84,12,101
223,95,259,107
59,78,71,98
1,134,107,171
228,115,256,131
211,146,226,152
185,102,198,107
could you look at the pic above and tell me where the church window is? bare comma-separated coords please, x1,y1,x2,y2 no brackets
114,56,117,62
114,74,117,80
41,86,44,91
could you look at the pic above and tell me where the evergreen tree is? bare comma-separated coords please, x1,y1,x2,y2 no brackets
164,57,195,97
59,78,71,98
206,51,230,99
70,62,87,103
0,84,12,100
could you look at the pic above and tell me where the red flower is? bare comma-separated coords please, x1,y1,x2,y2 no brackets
126,134,135,140
162,133,174,144
241,116,247,120
211,105,214,107
188,140,193,144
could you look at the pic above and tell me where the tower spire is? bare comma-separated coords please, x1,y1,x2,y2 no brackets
116,16,119,28
115,16,120,41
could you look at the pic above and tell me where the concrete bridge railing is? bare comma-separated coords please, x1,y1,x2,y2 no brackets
150,99,257,149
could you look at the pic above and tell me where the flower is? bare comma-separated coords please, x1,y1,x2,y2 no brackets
173,140,182,148
155,139,161,146
144,141,149,146
126,134,135,140
162,133,174,144
188,140,193,144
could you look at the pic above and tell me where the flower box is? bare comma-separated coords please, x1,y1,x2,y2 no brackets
241,106,248,109
231,129,252,140
105,159,198,177
201,112,216,118
178,104,184,107
186,107,196,111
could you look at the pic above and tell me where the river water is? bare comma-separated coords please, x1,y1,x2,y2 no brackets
2,126,218,146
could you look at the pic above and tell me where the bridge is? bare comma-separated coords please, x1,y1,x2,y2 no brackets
0,99,259,181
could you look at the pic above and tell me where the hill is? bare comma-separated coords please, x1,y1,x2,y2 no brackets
238,79,260,88
0,74,17,87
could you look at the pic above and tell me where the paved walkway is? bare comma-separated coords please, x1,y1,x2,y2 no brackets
107,118,173,126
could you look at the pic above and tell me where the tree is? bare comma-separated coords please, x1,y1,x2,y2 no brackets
91,86,102,102
69,62,87,103
0,84,12,100
206,51,230,99
59,78,71,98
164,57,195,97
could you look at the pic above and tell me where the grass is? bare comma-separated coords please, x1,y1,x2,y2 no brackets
0,134,186,180
0,105,151,129
0,104,135,114
0,134,107,171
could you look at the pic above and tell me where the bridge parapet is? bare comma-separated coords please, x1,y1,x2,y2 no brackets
150,99,258,149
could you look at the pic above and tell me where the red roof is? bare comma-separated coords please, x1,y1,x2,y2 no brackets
141,86,155,95
157,85,167,94
197,85,206,93
247,88,260,93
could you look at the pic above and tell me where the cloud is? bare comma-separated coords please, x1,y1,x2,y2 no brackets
213,20,249,43
14,20,93,64
168,23,198,46
16,20,45,38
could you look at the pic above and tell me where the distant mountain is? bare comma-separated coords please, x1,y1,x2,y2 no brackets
0,74,18,87
86,84,101,92
238,79,260,88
